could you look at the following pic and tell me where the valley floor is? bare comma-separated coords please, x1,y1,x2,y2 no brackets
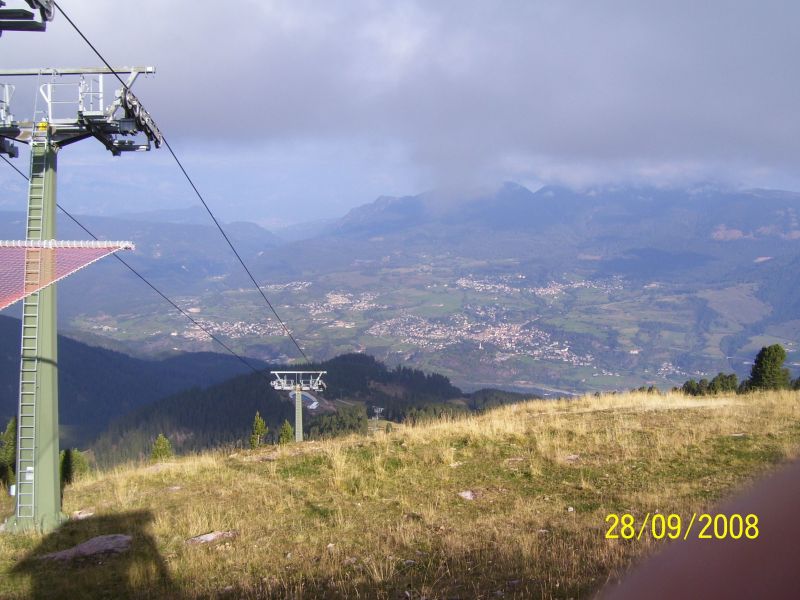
1,390,799,598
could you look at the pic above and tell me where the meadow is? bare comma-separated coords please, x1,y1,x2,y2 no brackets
1,389,798,598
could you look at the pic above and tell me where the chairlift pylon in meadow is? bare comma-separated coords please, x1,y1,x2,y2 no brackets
270,371,327,442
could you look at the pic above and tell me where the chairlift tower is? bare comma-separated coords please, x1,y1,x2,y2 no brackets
0,66,162,532
270,371,327,442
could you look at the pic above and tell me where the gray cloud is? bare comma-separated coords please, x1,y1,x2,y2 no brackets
2,0,800,211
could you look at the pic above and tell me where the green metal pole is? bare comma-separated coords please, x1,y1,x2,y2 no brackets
295,386,303,442
7,127,64,532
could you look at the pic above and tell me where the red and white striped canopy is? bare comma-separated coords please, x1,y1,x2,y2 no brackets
0,240,133,311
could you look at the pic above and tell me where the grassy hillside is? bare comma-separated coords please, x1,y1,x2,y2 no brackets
1,390,799,598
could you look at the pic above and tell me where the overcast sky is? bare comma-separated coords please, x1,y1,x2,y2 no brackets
1,0,799,226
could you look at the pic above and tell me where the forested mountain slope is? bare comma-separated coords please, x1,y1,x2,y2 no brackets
91,353,529,466
0,315,267,446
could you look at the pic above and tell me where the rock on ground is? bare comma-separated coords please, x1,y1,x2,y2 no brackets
38,534,132,561
186,530,238,545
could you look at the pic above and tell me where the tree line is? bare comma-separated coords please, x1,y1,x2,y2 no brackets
679,344,798,396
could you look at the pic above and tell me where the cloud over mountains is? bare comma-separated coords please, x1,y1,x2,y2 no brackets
2,1,799,219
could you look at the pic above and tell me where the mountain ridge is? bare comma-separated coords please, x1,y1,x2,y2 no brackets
330,182,800,242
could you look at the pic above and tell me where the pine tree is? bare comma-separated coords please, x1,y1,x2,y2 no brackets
1,416,16,487
747,344,791,390
60,448,90,488
278,420,294,445
709,372,738,394
681,379,699,396
150,433,174,462
249,411,267,449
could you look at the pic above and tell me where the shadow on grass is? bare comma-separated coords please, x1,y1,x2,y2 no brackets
11,510,176,600
7,513,623,599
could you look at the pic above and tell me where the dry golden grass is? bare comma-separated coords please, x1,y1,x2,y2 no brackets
1,390,799,599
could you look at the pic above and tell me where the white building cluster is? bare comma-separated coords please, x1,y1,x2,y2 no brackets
366,313,594,366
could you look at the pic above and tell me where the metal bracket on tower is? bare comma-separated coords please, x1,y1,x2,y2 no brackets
0,83,19,157
270,371,327,392
0,66,161,156
0,1,54,34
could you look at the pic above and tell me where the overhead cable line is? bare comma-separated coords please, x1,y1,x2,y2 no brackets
160,137,309,362
1,152,27,179
52,0,309,362
1,154,271,383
